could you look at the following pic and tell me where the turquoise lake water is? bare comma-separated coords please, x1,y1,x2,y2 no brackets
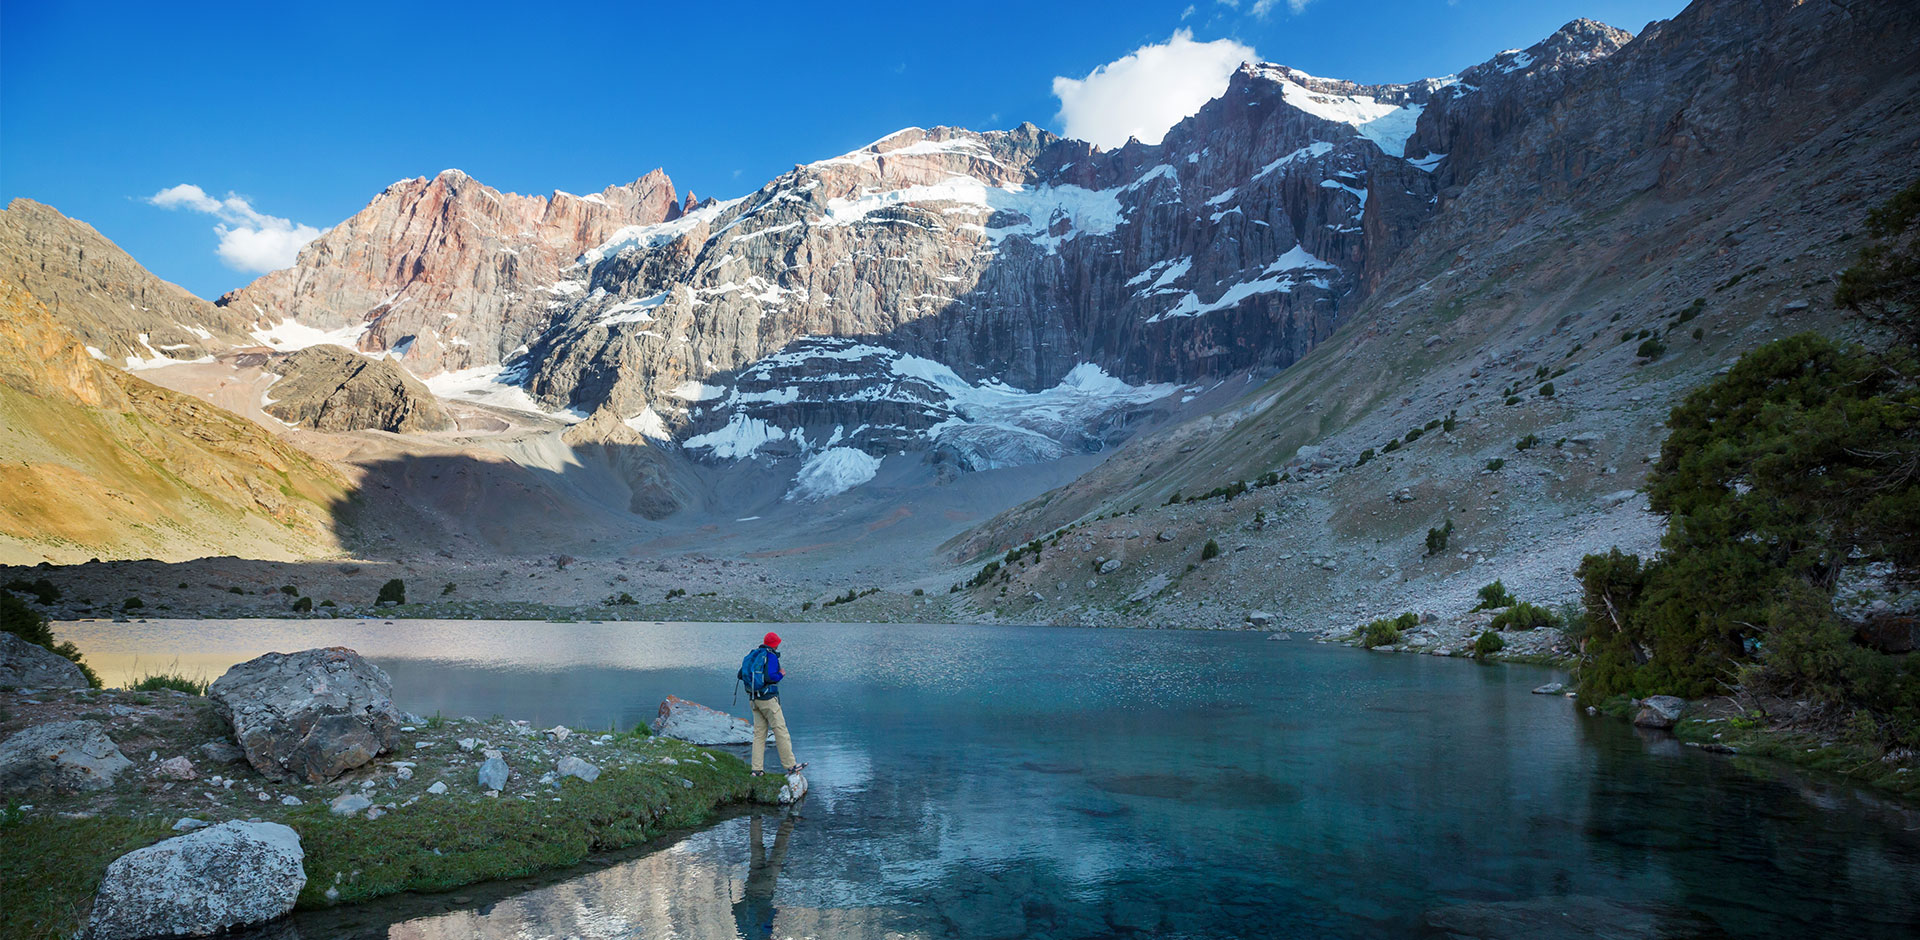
64,620,1920,939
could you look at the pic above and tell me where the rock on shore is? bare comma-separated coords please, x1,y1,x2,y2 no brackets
208,647,402,783
86,821,305,940
0,632,90,688
0,719,131,791
651,695,752,745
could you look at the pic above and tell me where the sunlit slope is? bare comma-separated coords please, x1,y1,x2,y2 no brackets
0,278,348,564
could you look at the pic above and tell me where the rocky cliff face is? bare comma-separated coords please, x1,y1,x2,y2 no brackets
213,18,1643,505
219,170,681,376
947,0,1920,630
0,199,258,365
262,345,453,433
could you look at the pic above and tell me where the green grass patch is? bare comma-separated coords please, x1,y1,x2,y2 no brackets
0,814,175,940
0,736,792,934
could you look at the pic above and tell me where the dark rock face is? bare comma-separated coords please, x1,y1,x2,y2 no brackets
0,632,89,689
263,343,453,433
207,647,402,783
1857,614,1920,654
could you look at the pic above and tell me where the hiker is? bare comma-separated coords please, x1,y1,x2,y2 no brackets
739,631,806,777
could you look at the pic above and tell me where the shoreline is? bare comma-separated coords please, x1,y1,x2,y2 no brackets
0,686,795,940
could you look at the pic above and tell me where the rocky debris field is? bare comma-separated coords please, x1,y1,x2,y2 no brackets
0,656,800,940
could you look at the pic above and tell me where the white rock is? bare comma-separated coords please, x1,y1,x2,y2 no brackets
172,817,208,832
778,772,809,804
86,821,305,940
280,795,303,806
478,756,510,791
328,793,373,816
426,781,448,795
557,756,600,783
651,696,751,745
155,756,197,780
545,725,571,742
457,738,479,752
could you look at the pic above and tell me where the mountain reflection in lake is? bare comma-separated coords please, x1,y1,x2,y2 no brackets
373,814,902,940
62,620,1920,939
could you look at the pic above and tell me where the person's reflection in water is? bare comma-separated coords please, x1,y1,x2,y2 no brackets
732,813,795,939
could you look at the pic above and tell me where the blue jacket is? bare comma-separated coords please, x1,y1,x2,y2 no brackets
753,646,784,698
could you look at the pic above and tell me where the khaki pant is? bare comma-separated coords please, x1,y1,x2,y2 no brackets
749,696,795,773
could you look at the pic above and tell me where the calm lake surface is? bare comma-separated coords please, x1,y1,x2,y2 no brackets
61,619,1920,939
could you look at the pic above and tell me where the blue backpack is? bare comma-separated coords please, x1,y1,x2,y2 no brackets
738,647,771,699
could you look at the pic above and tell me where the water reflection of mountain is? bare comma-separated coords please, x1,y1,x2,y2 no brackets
385,816,913,940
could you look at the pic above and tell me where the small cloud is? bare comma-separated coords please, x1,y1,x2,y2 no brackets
1052,29,1257,149
146,184,321,273
731,169,744,179
1181,4,1196,19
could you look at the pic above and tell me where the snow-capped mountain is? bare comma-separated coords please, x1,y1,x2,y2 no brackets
217,19,1634,501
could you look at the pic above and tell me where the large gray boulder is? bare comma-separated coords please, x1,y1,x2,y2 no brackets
208,647,402,783
0,632,89,688
651,695,751,745
1632,695,1687,729
0,720,131,792
86,821,305,940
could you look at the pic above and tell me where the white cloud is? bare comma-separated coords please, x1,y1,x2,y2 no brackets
1052,29,1257,149
147,183,322,273
1238,0,1313,16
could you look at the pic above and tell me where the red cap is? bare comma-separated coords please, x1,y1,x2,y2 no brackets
763,632,782,649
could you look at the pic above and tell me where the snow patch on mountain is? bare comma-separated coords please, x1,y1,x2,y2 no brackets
684,413,788,459
818,177,1122,252
787,447,883,501
580,197,745,267
249,318,371,352
1249,69,1423,157
1148,245,1335,323
427,364,587,423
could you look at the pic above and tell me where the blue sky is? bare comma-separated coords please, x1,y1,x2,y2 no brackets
2,0,1686,299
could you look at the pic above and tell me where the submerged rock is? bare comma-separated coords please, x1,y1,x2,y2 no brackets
0,720,132,792
208,647,403,783
651,695,752,745
87,821,305,940
1531,682,1567,695
0,633,89,689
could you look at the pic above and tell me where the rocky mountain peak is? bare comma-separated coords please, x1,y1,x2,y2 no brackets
0,199,256,366
220,167,679,378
